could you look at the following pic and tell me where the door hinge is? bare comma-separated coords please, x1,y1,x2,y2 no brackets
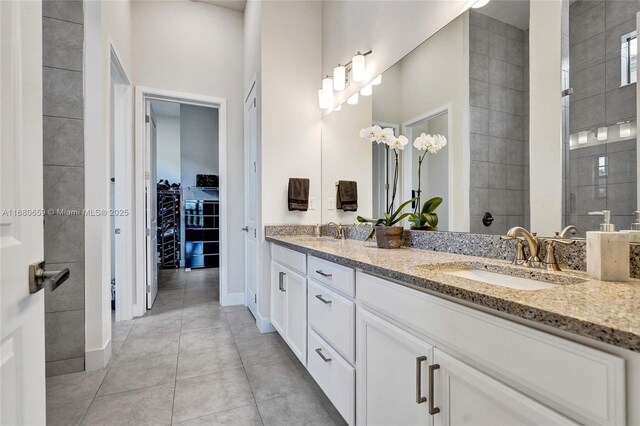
146,284,151,293
253,98,256,107
254,294,257,304
145,228,150,236
254,229,257,238
253,161,256,173
145,114,150,123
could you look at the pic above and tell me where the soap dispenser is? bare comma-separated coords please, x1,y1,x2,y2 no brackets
586,210,630,282
620,211,640,243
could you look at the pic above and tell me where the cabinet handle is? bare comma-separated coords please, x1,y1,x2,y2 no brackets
315,270,333,278
278,271,286,292
428,363,441,415
416,356,427,404
315,348,332,363
315,294,332,305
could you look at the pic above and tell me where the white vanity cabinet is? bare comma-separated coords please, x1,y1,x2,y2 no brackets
270,245,308,365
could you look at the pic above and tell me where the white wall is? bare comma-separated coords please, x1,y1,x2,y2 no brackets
322,96,373,224
180,105,219,187
156,115,181,184
85,0,133,370
322,0,474,107
131,0,245,296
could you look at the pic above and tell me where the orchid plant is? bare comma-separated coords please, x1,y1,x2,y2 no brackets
410,133,447,228
359,125,408,215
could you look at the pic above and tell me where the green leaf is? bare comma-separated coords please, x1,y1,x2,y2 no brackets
388,198,417,224
389,212,413,226
422,197,443,214
357,216,377,224
364,227,376,241
422,212,438,227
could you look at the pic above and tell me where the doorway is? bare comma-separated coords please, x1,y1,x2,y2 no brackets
244,81,258,317
135,87,229,316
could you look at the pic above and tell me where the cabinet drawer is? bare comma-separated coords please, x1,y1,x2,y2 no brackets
308,279,355,363
271,244,306,275
308,329,355,426
308,256,355,297
357,271,625,426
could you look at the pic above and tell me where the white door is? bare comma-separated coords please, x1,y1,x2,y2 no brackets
270,262,286,335
357,307,434,426
284,269,307,364
244,84,258,316
145,101,158,309
0,1,46,424
432,348,576,426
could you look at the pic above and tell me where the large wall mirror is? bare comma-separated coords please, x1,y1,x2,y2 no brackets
320,0,640,238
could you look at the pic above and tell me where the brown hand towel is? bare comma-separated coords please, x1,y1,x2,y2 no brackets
337,180,358,211
288,178,310,211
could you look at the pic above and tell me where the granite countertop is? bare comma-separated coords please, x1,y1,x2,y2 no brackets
266,235,640,352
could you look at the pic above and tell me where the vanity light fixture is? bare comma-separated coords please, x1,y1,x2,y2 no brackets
471,0,490,8
619,121,631,138
569,133,577,147
352,52,366,82
322,76,334,105
318,89,330,109
360,84,373,96
597,126,608,141
578,131,588,144
347,92,359,105
334,65,346,91
372,75,382,85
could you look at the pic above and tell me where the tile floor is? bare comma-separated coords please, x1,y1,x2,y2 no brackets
46,268,346,425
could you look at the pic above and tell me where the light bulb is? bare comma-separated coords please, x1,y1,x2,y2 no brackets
322,76,333,105
471,0,490,8
360,84,372,96
569,134,577,147
318,89,329,109
372,75,382,85
619,122,631,138
333,65,346,91
597,127,608,141
352,52,366,82
578,131,588,144
347,93,359,105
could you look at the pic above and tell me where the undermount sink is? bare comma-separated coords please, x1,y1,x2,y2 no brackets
442,268,559,291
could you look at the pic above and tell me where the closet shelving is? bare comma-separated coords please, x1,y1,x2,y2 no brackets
183,186,220,269
157,188,181,269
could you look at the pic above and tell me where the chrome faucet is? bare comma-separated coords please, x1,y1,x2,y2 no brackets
326,222,346,240
501,226,541,267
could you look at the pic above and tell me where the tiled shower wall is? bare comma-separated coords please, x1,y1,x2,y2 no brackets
566,0,639,233
469,10,530,235
42,0,85,376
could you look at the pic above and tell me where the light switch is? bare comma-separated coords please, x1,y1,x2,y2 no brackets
328,197,335,210
309,197,316,210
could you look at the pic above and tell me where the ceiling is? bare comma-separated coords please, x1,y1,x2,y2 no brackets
151,100,181,118
193,0,246,12
476,0,530,30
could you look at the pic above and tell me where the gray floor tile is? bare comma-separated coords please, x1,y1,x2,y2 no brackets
181,311,228,332
47,368,108,405
179,326,235,353
222,304,247,313
231,323,268,343
46,398,92,426
225,309,255,330
177,346,243,380
172,368,254,424
256,391,336,426
236,334,288,367
97,354,177,396
173,404,263,425
82,383,174,426
245,359,309,402
115,333,180,363
182,302,223,319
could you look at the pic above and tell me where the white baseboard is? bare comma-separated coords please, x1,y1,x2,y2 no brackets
256,311,275,333
85,339,111,371
221,291,245,307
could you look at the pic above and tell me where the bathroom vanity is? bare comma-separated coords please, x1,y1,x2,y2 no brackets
267,235,640,426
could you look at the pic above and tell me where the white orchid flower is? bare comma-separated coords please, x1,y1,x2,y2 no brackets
388,135,409,150
378,127,396,145
359,125,382,143
413,132,428,151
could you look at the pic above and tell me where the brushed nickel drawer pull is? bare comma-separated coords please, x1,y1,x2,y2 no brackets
315,348,332,363
315,270,333,278
416,356,427,404
428,363,440,415
278,271,286,292
315,294,332,305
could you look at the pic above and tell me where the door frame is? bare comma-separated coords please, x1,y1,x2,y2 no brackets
134,86,229,316
244,77,258,316
110,46,134,322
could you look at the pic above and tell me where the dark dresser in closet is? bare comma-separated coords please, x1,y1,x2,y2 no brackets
184,187,219,268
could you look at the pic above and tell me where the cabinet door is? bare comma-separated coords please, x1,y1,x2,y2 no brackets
357,307,434,426
433,348,576,426
270,261,286,335
284,269,307,365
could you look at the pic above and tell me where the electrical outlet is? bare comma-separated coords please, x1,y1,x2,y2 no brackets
309,197,316,210
328,197,336,210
